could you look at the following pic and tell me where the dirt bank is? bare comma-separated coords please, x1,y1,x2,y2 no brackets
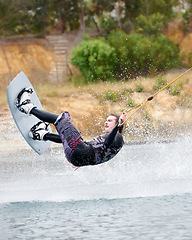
0,37,55,81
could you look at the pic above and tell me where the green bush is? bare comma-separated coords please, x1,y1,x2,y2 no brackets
107,30,181,78
153,76,167,90
71,39,117,83
151,34,181,71
171,88,180,96
107,31,141,77
144,110,151,121
136,85,144,92
170,82,183,96
127,99,135,107
105,90,119,102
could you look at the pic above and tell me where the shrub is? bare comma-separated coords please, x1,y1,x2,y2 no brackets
71,39,117,83
136,85,144,92
150,34,181,72
107,30,181,78
144,110,151,121
107,31,145,77
171,88,180,96
153,76,167,90
170,82,183,96
127,99,135,107
105,90,119,102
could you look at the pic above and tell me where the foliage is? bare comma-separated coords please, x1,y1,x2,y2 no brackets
127,98,135,107
29,0,52,35
170,82,183,96
105,90,119,102
144,110,151,121
107,30,181,78
0,0,80,35
71,38,117,83
151,34,181,71
0,0,186,36
53,0,80,32
90,0,116,15
99,14,118,36
185,0,192,11
182,9,191,34
153,76,167,90
171,88,180,96
0,0,22,35
136,85,144,92
0,0,185,81
123,0,179,23
136,13,165,36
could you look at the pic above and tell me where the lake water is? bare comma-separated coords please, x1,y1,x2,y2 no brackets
1,135,192,239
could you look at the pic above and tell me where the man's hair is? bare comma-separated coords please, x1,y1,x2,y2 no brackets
108,113,124,133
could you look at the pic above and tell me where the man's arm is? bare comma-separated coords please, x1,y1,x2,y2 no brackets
104,113,126,146
104,123,119,146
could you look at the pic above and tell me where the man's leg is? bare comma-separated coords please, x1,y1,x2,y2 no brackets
54,112,83,162
30,108,59,124
43,132,62,143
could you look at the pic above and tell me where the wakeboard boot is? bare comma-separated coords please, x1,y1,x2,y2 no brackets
15,87,35,114
29,121,49,141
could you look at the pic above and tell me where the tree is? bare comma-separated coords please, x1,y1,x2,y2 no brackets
53,0,80,32
122,0,180,30
136,13,165,36
28,0,53,35
84,0,116,32
0,0,21,35
79,0,85,32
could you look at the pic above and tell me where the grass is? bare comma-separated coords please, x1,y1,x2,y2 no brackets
153,76,167,90
127,99,135,107
136,85,144,92
105,90,119,102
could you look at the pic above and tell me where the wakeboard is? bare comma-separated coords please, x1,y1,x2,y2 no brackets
7,71,52,154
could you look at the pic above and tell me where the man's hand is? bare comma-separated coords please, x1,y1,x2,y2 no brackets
119,113,127,124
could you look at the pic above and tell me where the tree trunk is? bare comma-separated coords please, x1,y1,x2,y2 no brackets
79,0,85,32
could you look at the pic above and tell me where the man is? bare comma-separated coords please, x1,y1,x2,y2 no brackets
15,88,126,167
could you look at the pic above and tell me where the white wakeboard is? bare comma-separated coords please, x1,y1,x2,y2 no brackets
7,71,52,154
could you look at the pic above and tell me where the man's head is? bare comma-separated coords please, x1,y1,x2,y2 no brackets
104,113,124,133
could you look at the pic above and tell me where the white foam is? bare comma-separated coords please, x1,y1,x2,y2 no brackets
1,136,192,203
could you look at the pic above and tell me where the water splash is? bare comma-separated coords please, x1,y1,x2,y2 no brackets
0,134,192,203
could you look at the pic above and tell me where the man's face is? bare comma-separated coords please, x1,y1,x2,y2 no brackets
105,115,117,133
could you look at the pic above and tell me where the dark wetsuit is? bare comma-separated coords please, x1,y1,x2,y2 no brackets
70,126,123,166
30,109,124,167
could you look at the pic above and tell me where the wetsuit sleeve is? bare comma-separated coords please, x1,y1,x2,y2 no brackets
104,123,122,147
